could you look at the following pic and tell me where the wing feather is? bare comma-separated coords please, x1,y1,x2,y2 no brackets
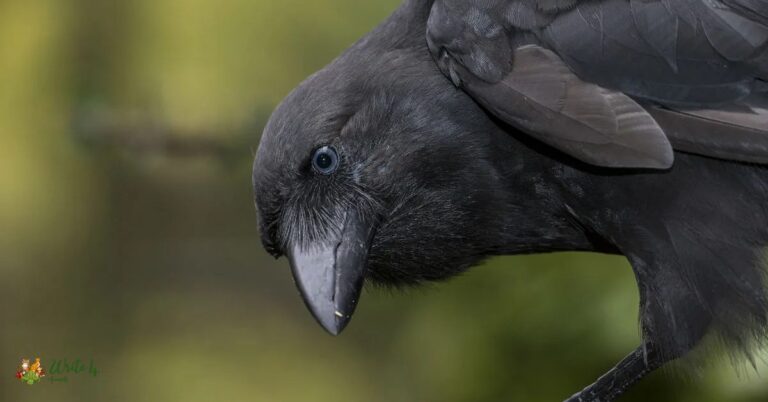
427,0,768,167
468,45,674,168
631,0,679,71
648,96,768,163
698,1,768,61
723,0,768,24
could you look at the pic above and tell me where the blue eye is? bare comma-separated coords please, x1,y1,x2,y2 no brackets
312,146,339,175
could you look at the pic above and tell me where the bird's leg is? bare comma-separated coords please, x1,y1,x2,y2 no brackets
563,343,666,402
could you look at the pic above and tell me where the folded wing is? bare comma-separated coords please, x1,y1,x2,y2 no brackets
427,0,768,168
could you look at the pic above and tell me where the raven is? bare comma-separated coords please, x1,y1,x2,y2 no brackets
252,1,768,400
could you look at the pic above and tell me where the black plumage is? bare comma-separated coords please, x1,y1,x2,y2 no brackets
252,1,768,401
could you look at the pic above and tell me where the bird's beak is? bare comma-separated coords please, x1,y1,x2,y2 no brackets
286,211,374,335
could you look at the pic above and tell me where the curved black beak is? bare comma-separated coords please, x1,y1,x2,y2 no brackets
286,211,374,335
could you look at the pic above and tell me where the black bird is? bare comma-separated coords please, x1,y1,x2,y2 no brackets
252,1,768,400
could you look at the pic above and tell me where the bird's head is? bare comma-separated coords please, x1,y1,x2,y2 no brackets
252,44,515,335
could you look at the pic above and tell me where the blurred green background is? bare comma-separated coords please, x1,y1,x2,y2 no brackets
1,1,767,401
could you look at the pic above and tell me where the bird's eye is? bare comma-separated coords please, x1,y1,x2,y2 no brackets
311,146,339,175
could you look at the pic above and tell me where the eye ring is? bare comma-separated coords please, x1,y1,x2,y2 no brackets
311,145,339,175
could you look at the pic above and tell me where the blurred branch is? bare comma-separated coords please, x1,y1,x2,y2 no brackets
71,105,263,160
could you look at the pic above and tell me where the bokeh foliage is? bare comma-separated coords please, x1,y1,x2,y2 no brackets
1,1,766,401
